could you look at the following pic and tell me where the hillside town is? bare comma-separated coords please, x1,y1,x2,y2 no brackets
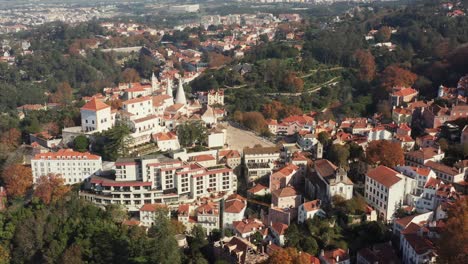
0,0,467,264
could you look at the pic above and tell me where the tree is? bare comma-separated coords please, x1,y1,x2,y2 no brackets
0,244,10,264
122,68,140,83
262,101,284,120
50,82,74,105
59,244,83,264
0,128,21,153
375,26,392,42
107,99,122,110
380,65,417,91
353,49,376,82
285,224,301,248
437,198,468,263
328,144,350,169
176,121,208,148
318,131,331,146
366,140,404,167
284,72,304,93
233,111,243,123
33,173,71,205
104,204,127,223
190,225,208,256
171,219,186,234
1,164,33,198
73,135,89,152
148,210,181,264
241,112,267,133
268,247,310,264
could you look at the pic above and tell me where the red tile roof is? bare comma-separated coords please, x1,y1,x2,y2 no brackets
33,149,101,160
366,166,402,188
314,159,337,178
302,199,321,212
425,161,462,176
233,219,264,234
122,96,152,105
190,154,216,162
323,248,349,264
140,203,167,212
224,195,246,214
247,184,268,194
392,87,418,97
272,186,298,198
153,132,178,141
271,222,288,235
178,204,190,215
81,97,110,111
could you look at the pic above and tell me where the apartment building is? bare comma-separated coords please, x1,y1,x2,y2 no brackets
80,154,237,211
31,149,102,184
365,166,416,222
243,146,281,182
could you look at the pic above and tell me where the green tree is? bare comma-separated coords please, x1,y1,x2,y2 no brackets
148,210,181,264
190,225,208,257
73,135,89,152
285,224,301,249
328,144,350,169
176,121,208,148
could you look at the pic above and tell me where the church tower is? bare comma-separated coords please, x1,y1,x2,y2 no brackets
166,78,173,98
175,78,187,105
151,72,159,94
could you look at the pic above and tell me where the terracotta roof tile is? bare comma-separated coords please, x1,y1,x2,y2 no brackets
81,97,110,111
366,166,402,188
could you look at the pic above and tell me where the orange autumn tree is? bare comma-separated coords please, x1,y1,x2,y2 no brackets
366,140,404,167
34,173,71,205
263,101,284,120
242,112,267,133
122,68,141,83
262,101,303,120
50,82,74,105
380,65,417,91
353,49,376,82
437,198,468,263
268,247,310,264
1,164,33,197
0,128,21,152
284,72,304,93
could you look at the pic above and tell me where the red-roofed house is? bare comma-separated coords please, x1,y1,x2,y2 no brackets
270,222,288,246
139,203,169,227
247,184,269,197
365,166,416,221
232,218,265,238
320,248,350,264
269,164,299,192
271,186,301,209
391,87,418,106
218,149,241,169
297,199,326,223
223,193,247,228
80,97,113,132
152,132,180,151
